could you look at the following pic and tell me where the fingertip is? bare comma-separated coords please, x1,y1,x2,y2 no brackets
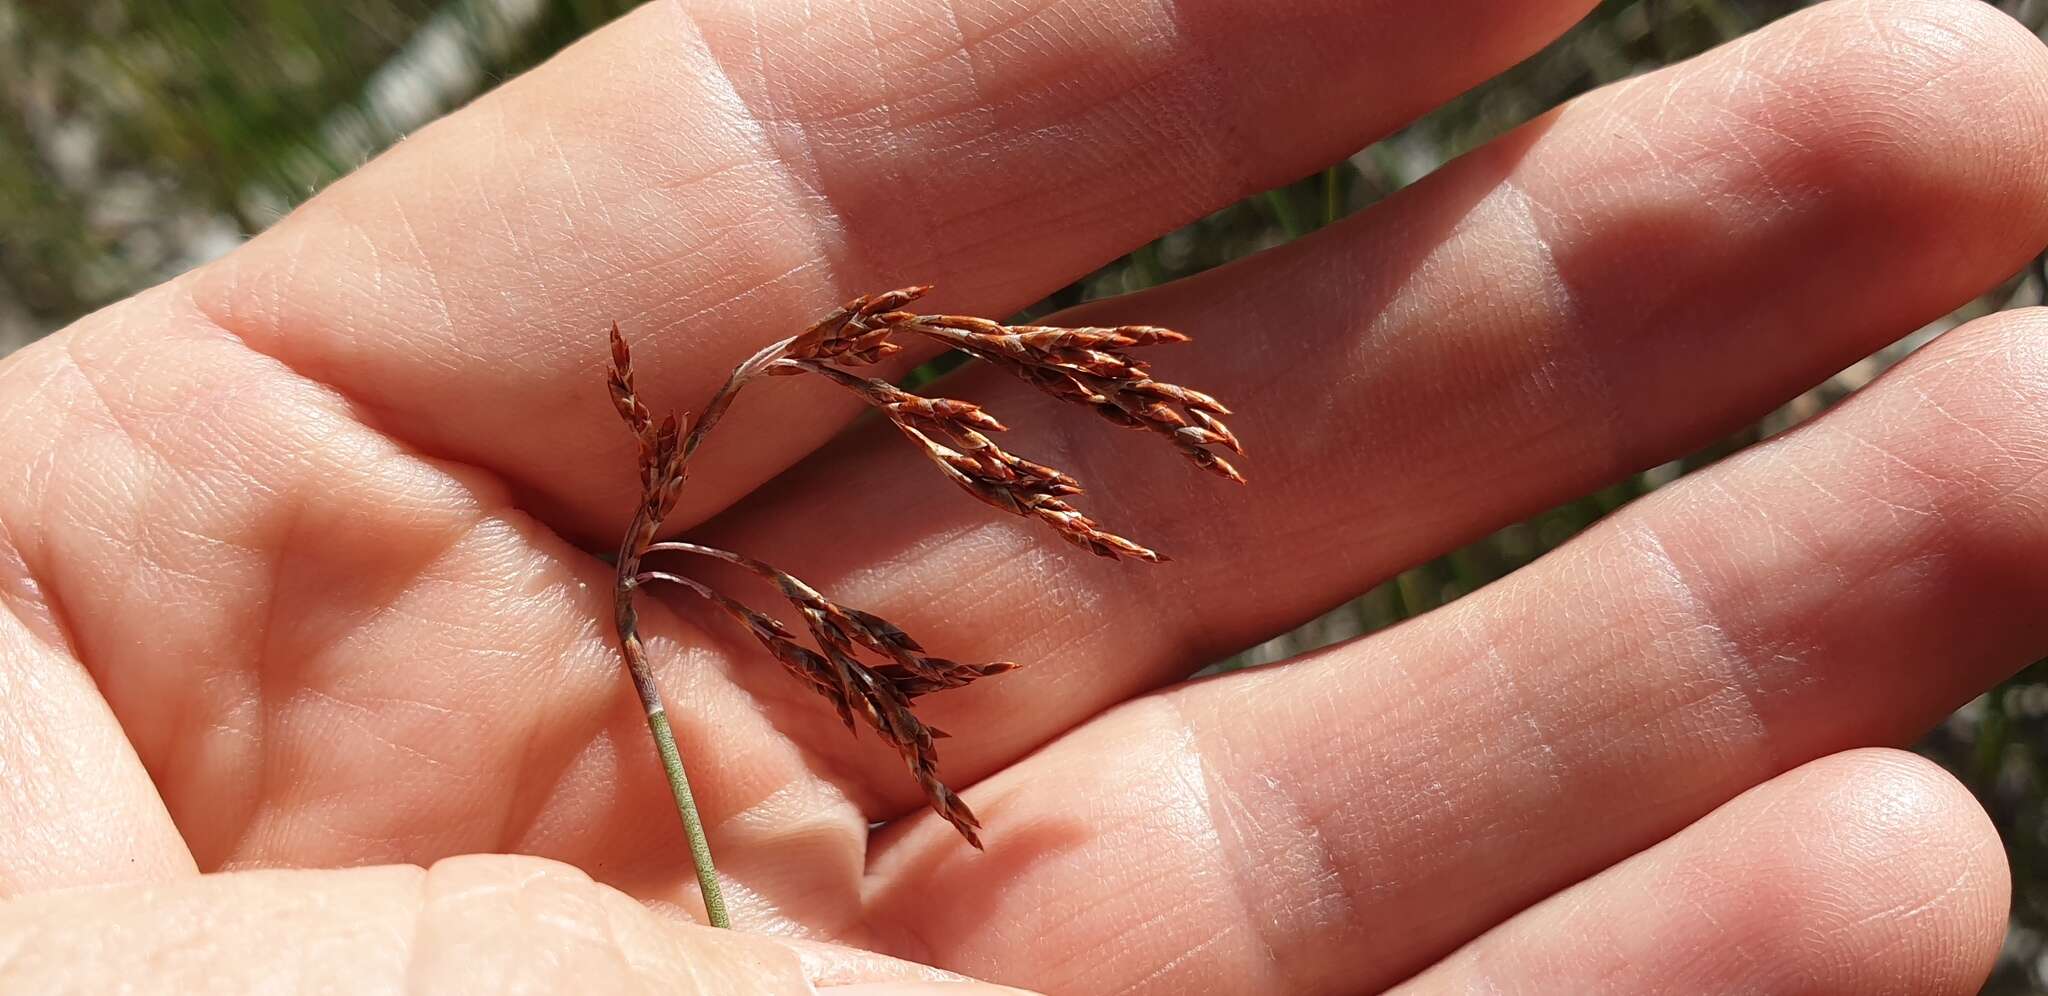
1794,0,2048,246
1568,0,2048,282
1408,748,2009,996
1723,748,2008,994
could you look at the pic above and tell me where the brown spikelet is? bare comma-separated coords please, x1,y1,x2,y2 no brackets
608,323,652,437
608,286,1241,851
636,542,1008,845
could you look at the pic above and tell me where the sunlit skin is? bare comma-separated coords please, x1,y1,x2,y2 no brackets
2,0,2047,992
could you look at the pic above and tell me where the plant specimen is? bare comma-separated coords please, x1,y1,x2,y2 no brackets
606,287,1244,928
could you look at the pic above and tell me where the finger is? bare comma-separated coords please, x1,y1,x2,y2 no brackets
692,0,2048,809
0,545,194,897
863,304,2048,994
1393,749,2005,995
0,854,1030,994
188,0,1594,540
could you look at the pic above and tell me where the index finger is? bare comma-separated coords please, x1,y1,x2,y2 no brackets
189,0,1594,540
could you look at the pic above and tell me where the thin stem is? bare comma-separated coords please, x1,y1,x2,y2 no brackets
607,336,790,930
615,511,731,928
644,708,729,928
636,568,716,597
643,538,785,584
1321,163,1343,227
1262,186,1306,239
646,539,771,573
681,336,797,462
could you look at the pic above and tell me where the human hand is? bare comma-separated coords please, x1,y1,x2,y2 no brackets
4,0,2047,992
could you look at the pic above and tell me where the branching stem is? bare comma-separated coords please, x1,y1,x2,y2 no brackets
607,339,793,930
605,287,1240,925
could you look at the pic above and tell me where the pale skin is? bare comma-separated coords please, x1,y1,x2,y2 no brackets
2,0,2047,991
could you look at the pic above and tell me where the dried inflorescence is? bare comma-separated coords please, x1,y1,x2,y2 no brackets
776,287,1242,561
635,542,1010,845
609,287,1243,848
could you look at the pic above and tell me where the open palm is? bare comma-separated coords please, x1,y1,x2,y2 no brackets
4,0,2048,992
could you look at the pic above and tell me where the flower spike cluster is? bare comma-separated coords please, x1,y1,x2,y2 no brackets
773,286,1243,561
610,287,1244,849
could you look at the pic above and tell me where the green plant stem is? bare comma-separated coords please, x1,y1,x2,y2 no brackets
607,344,799,929
1262,187,1306,239
615,506,731,928
645,706,730,928
1321,164,1342,227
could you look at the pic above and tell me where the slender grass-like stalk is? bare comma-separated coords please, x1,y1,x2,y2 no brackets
610,502,729,927
1322,164,1343,227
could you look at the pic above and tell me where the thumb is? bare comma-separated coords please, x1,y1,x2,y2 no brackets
0,854,1032,994
820,985,1043,996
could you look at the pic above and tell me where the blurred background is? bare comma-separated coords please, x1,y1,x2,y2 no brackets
4,0,2047,989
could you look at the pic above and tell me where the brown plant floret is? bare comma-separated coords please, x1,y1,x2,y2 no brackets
608,287,1243,852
